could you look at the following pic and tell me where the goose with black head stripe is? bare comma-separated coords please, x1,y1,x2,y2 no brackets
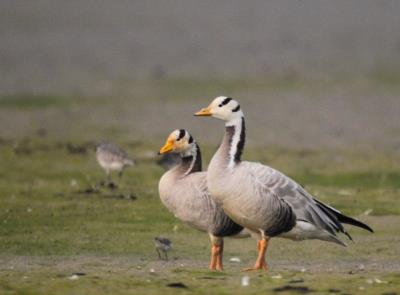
158,129,249,270
195,96,373,271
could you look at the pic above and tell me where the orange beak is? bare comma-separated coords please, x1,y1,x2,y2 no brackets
194,106,212,116
159,139,175,154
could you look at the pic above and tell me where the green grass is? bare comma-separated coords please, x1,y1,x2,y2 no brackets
0,138,399,294
1,268,399,295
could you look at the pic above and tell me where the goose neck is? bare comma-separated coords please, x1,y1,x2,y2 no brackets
216,116,246,168
176,143,202,176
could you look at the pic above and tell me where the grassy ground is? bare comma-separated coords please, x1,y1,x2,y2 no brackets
1,76,400,294
0,136,399,294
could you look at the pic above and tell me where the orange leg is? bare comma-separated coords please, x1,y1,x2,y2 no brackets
242,238,269,271
209,245,216,270
209,243,218,270
215,240,224,271
209,241,224,271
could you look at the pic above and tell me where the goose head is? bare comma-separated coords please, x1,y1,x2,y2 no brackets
194,96,243,125
159,129,196,157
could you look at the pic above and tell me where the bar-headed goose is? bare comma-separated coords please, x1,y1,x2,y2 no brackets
158,129,248,270
195,96,373,271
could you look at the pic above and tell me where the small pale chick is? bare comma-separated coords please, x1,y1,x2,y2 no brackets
96,142,134,182
154,237,172,260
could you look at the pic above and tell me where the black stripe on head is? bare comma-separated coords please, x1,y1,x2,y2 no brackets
177,129,186,141
232,104,240,112
219,97,232,107
188,135,193,144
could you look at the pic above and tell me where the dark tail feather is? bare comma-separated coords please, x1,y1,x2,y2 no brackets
343,230,353,241
335,213,374,233
314,198,374,233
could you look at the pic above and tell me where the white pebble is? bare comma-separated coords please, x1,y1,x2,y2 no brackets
271,274,282,279
241,276,250,287
149,268,155,273
229,257,241,263
69,275,79,280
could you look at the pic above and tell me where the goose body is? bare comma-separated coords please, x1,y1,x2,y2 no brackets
208,158,348,244
195,96,373,270
159,169,243,236
158,129,247,270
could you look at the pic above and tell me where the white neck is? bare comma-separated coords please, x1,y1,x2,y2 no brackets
225,111,244,127
228,117,244,168
207,115,245,197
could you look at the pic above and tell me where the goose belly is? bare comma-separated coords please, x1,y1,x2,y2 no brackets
158,175,212,233
278,221,343,245
159,191,211,233
208,174,286,233
220,195,268,232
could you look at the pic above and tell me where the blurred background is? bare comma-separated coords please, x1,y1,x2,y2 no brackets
1,0,399,150
1,2,400,294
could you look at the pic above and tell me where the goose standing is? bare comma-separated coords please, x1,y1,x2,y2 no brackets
158,129,249,270
195,96,373,271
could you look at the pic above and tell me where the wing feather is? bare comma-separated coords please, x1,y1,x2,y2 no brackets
242,162,344,236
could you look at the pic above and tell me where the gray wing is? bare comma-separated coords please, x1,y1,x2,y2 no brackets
246,162,346,236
